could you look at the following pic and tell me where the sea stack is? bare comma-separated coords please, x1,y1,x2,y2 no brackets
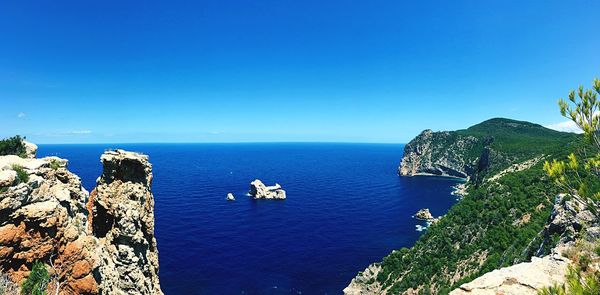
249,179,286,200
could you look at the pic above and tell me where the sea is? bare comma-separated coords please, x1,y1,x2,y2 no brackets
38,143,461,295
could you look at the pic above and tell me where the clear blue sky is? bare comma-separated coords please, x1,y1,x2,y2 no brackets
1,1,599,143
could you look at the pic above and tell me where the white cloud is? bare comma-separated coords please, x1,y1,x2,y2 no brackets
17,112,26,118
68,130,92,134
545,121,583,133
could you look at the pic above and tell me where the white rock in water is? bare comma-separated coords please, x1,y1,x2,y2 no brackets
226,193,235,201
249,179,286,200
414,208,434,220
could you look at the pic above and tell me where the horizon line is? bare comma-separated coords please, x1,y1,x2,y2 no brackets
35,141,407,145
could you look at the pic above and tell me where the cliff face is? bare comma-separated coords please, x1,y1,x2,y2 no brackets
0,149,162,294
398,129,481,179
91,150,162,295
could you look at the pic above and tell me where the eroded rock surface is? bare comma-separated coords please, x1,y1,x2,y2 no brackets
0,148,162,294
449,254,570,295
90,150,162,295
249,179,286,200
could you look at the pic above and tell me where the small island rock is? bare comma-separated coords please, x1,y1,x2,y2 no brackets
249,179,286,200
227,193,235,201
414,208,434,220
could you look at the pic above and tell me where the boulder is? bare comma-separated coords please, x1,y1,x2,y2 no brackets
249,179,286,200
414,208,434,220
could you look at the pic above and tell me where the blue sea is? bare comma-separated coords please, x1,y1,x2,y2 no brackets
38,143,460,295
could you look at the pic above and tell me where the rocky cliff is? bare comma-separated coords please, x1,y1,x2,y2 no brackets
399,129,481,179
0,148,162,294
346,118,587,295
398,118,576,182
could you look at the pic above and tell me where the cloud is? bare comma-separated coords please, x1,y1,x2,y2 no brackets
17,112,26,118
545,121,583,133
68,130,92,134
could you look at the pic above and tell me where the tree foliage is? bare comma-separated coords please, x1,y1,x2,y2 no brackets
0,136,26,158
544,77,600,201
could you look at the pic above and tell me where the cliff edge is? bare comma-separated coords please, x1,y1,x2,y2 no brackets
0,148,162,294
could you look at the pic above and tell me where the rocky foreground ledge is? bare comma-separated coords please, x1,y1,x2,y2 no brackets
0,148,162,294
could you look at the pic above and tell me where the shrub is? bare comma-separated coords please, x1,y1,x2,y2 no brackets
21,261,48,295
49,160,60,171
11,165,28,184
538,266,600,295
0,136,26,158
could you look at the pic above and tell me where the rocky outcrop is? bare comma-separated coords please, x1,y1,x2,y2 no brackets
249,179,286,200
414,208,434,220
21,140,37,159
0,148,162,294
344,263,384,295
398,129,480,179
449,253,570,295
90,150,163,295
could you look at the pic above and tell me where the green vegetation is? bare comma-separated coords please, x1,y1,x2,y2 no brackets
461,118,577,155
49,160,61,170
21,261,48,295
374,159,562,294
418,118,578,181
358,77,600,294
544,78,600,201
363,86,597,293
11,165,29,184
538,266,600,295
538,78,600,294
0,136,26,158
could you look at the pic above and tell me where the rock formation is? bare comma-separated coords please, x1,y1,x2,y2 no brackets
0,148,163,294
399,129,480,179
22,140,37,159
249,179,286,200
414,208,434,220
449,253,570,295
89,150,163,295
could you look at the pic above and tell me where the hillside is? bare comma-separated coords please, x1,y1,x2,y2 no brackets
346,118,596,294
399,118,577,182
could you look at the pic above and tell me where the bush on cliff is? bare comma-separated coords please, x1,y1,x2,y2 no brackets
21,261,48,295
0,136,26,158
11,165,29,184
